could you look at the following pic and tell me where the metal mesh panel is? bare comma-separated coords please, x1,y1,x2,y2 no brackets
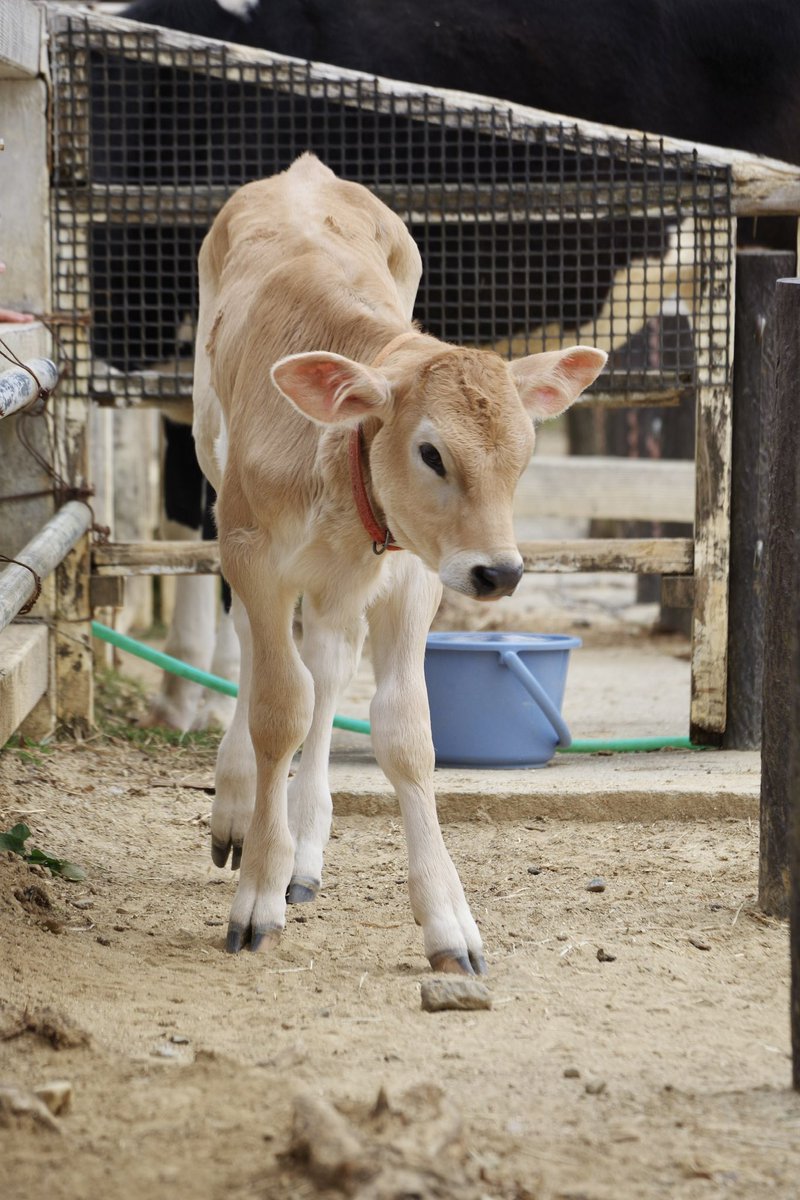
49,12,734,407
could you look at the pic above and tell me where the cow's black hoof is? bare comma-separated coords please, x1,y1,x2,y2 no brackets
286,877,319,905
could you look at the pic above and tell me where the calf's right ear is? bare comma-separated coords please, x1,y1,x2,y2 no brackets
271,352,394,425
509,345,608,421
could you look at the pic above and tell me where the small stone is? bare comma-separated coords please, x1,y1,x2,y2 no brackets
169,1034,190,1044
689,936,711,951
0,1085,61,1132
526,866,542,876
153,1044,179,1058
204,918,224,926
563,1067,580,1079
596,948,616,962
585,1079,607,1095
556,932,569,942
96,936,111,947
420,978,492,1012
33,1081,72,1116
586,878,606,893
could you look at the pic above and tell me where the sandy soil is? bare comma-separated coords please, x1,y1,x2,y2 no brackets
1,712,797,1200
1,549,795,1199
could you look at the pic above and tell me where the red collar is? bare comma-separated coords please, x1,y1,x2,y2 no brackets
348,425,402,555
347,331,420,555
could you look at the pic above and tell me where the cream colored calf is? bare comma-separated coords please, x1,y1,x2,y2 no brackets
192,154,606,973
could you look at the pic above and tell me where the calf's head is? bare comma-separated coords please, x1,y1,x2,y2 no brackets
272,343,606,599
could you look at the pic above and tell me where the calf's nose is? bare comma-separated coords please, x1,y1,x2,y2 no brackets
470,561,524,598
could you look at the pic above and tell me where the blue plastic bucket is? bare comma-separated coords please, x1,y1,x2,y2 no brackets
424,631,581,768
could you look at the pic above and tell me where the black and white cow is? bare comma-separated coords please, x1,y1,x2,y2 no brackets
107,0,800,728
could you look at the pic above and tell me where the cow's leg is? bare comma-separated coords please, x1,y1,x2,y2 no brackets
285,595,367,903
192,497,239,732
222,568,313,953
367,556,486,976
193,601,238,730
210,591,255,870
143,519,217,731
144,419,214,731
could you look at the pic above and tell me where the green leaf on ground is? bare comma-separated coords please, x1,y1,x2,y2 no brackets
0,822,86,881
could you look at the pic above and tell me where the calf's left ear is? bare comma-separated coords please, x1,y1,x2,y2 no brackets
509,346,608,421
271,351,393,425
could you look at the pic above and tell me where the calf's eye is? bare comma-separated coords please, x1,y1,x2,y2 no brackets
419,442,446,477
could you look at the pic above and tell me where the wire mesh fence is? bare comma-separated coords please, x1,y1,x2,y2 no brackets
48,10,734,407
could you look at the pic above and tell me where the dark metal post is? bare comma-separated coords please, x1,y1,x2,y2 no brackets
724,251,796,748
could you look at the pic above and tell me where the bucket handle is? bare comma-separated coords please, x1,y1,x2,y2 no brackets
498,649,573,750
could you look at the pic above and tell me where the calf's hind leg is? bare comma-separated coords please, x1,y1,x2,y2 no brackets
368,556,486,975
286,595,367,903
210,592,255,870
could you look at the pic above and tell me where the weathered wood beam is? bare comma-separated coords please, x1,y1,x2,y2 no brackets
689,218,736,741
92,536,694,578
62,180,726,226
724,251,795,749
93,540,222,576
760,277,800,927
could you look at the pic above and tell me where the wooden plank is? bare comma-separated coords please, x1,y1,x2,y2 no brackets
88,364,689,411
63,180,726,226
92,537,693,577
516,456,695,523
0,0,42,79
518,538,693,574
0,623,49,745
760,277,800,921
689,218,736,740
724,251,795,749
93,541,222,576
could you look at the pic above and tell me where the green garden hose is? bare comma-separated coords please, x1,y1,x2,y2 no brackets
91,620,703,751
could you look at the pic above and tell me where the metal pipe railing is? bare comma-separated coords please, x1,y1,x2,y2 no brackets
0,357,58,419
0,500,93,632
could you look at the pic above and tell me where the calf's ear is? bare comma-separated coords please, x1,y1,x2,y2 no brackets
271,352,393,425
508,346,607,421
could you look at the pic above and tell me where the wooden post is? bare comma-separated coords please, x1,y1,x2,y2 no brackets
690,218,737,741
792,482,800,1092
723,250,796,748
760,280,800,936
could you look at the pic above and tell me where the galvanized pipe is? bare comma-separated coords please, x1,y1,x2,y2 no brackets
0,357,58,419
0,500,93,633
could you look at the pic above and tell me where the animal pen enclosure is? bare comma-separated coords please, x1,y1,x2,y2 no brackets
3,1,800,745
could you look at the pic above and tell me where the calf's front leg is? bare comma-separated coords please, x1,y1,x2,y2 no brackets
368,557,486,975
222,571,313,953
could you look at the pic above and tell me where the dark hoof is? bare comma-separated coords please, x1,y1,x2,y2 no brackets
249,926,282,953
230,844,242,871
225,922,249,953
211,838,231,868
428,950,476,976
470,951,488,976
286,877,319,905
225,922,281,954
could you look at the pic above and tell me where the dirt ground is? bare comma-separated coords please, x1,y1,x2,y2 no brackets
1,662,797,1199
